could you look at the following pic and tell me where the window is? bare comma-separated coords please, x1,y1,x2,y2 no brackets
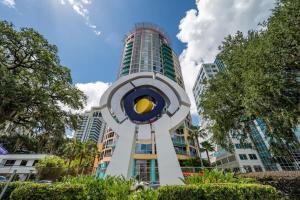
4,160,16,166
253,165,263,172
189,147,197,157
239,154,248,160
135,144,152,154
235,143,252,149
20,160,27,166
228,155,236,162
33,160,39,166
243,165,252,173
249,154,258,160
174,146,187,155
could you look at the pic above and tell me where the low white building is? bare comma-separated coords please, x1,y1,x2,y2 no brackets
210,138,266,173
0,154,48,180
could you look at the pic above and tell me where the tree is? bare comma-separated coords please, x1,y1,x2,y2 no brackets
76,140,97,167
200,141,214,166
62,140,97,169
0,21,86,136
200,0,300,155
62,139,79,168
36,156,66,181
188,126,208,168
0,133,38,153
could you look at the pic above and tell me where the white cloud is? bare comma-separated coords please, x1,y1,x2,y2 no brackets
177,0,275,115
75,81,110,112
59,0,101,36
1,0,15,8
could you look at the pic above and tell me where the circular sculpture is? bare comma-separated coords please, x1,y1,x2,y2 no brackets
123,88,165,123
99,72,190,185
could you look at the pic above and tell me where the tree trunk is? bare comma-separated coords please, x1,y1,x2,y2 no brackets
205,149,211,166
195,136,204,168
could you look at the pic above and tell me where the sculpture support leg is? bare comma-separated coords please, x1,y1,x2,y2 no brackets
105,121,136,179
154,116,184,185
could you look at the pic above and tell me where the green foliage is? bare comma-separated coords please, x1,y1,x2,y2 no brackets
0,20,86,140
61,140,97,171
248,175,300,200
63,175,134,200
0,177,278,200
0,133,38,153
129,189,158,200
9,183,86,200
184,169,255,184
180,158,209,167
36,156,66,181
200,0,300,154
157,183,279,200
0,182,33,200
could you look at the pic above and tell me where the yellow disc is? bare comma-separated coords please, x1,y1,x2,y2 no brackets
135,98,154,114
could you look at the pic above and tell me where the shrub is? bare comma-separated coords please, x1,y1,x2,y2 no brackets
257,176,300,200
184,169,255,184
128,189,158,200
157,183,279,200
9,183,86,200
36,156,66,181
0,182,33,200
63,175,134,200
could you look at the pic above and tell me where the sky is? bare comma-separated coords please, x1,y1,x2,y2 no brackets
0,0,276,125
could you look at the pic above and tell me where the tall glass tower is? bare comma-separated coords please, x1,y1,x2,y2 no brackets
97,23,198,183
119,23,184,87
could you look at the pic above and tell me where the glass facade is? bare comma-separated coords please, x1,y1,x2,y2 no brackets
75,109,106,143
119,24,183,87
135,143,152,154
249,121,279,171
133,159,159,183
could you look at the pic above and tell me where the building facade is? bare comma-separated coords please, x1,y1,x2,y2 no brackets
96,23,199,184
0,154,48,180
193,59,300,172
74,107,106,143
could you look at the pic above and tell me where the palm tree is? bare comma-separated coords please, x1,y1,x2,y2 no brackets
201,141,214,166
76,140,97,167
188,126,207,168
62,140,78,168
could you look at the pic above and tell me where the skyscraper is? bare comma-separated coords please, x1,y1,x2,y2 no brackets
193,59,300,172
74,107,106,143
193,62,266,172
96,23,199,183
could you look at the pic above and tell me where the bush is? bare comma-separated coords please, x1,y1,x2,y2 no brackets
128,189,158,200
63,176,133,200
0,182,33,200
240,171,300,199
184,169,255,184
257,177,300,200
157,183,279,200
36,156,66,181
9,183,86,200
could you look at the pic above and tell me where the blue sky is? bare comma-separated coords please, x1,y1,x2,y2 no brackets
0,0,276,125
0,0,194,83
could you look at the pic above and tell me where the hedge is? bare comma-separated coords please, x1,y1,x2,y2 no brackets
9,183,86,200
157,183,279,200
241,172,300,199
0,182,33,200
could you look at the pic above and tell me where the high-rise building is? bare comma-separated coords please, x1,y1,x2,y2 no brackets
119,23,184,87
193,59,300,172
96,23,199,183
75,107,106,143
193,63,220,115
193,61,267,172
